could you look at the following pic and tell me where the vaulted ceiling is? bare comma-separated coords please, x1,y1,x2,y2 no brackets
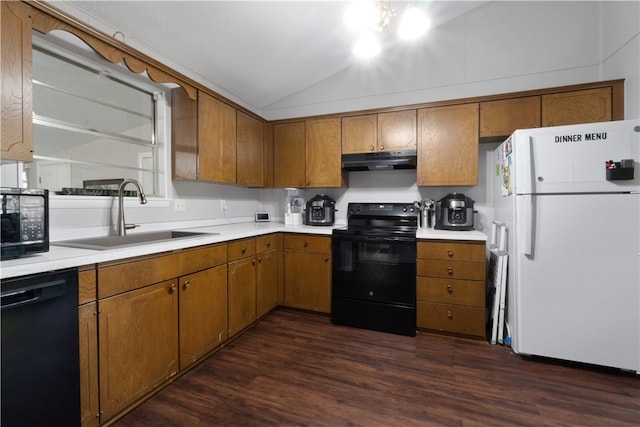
54,1,488,119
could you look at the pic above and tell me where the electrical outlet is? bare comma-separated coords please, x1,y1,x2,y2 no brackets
174,199,186,211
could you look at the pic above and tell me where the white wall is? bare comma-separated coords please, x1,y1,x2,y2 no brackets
262,1,638,120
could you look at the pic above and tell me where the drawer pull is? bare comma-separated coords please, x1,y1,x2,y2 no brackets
447,250,454,257
324,256,329,262
169,283,177,294
258,257,263,263
369,145,375,151
266,241,271,248
447,310,453,319
183,281,190,290
252,259,256,266
379,145,384,150
447,267,453,275
241,247,246,254
447,285,453,294
304,241,309,248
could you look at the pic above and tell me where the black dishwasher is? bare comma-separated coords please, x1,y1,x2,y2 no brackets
1,268,80,427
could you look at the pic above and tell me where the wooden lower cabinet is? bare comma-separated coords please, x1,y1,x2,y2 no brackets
283,234,331,313
79,301,99,427
179,265,228,370
227,238,257,337
417,240,486,338
256,234,282,318
98,279,179,422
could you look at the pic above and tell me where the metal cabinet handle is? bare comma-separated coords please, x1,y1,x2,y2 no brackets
241,247,246,254
169,283,177,294
304,241,309,248
324,256,329,262
379,145,384,150
183,281,190,290
447,285,453,294
258,257,263,263
447,250,454,257
266,241,271,248
369,145,375,151
447,310,453,319
252,259,256,266
447,267,453,275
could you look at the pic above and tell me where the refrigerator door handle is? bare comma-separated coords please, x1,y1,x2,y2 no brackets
518,136,535,194
518,195,534,256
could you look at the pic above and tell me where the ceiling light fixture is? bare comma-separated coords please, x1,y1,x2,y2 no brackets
345,1,430,59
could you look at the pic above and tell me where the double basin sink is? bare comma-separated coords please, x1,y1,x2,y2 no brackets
53,230,217,251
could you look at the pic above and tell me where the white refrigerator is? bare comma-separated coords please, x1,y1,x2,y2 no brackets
492,119,640,372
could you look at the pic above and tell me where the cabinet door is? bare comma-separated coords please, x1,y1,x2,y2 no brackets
171,88,198,180
378,110,416,152
1,1,32,162
342,114,377,154
417,103,479,186
541,87,612,127
98,280,179,423
305,117,343,187
284,251,331,313
256,248,280,318
198,92,237,183
179,265,228,370
236,111,264,187
228,256,257,336
79,302,99,427
273,121,305,188
479,96,541,139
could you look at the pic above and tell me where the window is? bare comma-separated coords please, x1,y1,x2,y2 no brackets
26,35,168,197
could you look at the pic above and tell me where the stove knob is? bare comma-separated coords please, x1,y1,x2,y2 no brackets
402,207,407,212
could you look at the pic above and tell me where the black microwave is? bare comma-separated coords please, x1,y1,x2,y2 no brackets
1,188,49,260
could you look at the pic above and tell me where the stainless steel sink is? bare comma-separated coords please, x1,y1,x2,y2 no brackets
52,230,217,250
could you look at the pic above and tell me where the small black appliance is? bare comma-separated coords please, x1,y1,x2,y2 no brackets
434,193,475,231
1,187,49,260
305,194,336,226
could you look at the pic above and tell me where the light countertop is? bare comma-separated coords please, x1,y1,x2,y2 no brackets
1,222,486,279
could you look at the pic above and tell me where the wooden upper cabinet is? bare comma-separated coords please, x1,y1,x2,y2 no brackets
198,92,237,183
273,121,305,188
479,96,541,139
305,117,344,188
542,87,612,127
342,110,416,154
1,1,33,162
262,122,274,188
417,103,479,187
171,88,198,180
378,110,416,152
342,114,377,154
236,111,264,187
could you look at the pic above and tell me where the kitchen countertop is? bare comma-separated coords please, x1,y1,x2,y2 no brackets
1,222,487,280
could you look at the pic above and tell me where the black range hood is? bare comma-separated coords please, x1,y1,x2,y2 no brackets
341,150,417,171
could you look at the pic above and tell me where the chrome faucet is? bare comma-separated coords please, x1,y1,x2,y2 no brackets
117,179,148,236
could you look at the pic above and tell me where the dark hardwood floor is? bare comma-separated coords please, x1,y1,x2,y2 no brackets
113,309,640,426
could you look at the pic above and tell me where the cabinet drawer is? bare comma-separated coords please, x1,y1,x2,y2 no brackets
177,243,227,276
417,301,485,337
284,234,330,252
417,259,485,281
98,253,179,299
256,233,281,253
417,277,484,307
417,240,485,262
228,238,256,261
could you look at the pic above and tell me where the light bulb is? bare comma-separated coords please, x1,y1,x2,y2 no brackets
398,6,430,40
353,32,381,58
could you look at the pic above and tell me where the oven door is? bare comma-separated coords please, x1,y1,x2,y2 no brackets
332,233,416,306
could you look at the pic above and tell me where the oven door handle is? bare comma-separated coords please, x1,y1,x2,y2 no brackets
332,234,415,244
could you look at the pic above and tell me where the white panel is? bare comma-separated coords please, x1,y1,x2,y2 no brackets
514,193,640,371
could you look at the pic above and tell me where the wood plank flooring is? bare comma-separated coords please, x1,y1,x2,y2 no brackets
113,309,640,426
